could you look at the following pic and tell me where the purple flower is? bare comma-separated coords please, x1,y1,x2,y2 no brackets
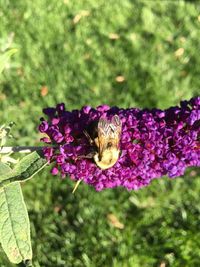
51,167,59,175
39,97,200,191
188,110,200,126
38,120,49,132
43,107,56,118
51,129,64,143
43,147,54,162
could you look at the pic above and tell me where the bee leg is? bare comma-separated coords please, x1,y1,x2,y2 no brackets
83,130,94,145
77,151,96,159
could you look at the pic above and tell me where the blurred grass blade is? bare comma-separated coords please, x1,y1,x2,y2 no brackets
0,182,32,265
0,48,18,75
0,151,47,186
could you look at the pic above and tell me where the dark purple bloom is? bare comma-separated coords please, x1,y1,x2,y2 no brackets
38,120,49,132
188,110,200,126
43,147,54,162
51,129,64,143
43,107,56,118
39,97,200,191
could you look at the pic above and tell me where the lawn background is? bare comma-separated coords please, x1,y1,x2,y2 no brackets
0,0,200,266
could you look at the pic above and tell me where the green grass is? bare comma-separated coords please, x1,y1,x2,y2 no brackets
0,0,200,266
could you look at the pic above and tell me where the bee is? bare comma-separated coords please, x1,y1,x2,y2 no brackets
83,115,122,170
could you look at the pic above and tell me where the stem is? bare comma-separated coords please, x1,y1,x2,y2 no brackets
0,146,49,154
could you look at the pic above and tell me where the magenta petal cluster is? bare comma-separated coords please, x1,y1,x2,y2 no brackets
39,97,200,191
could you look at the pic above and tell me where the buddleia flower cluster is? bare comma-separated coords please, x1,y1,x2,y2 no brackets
39,97,200,191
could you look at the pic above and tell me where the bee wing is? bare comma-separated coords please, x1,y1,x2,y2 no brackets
97,115,122,159
98,118,110,136
98,118,111,159
110,115,122,145
111,115,122,134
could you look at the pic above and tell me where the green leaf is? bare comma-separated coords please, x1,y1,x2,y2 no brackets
0,163,12,175
0,49,18,75
0,151,47,186
0,122,15,147
0,182,32,265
